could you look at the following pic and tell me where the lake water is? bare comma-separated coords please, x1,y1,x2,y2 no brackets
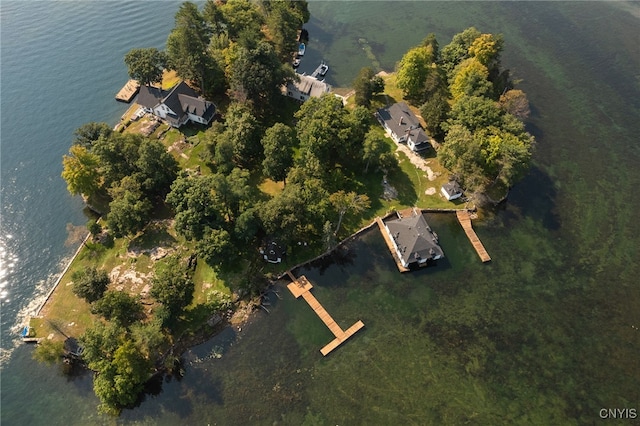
1,1,639,424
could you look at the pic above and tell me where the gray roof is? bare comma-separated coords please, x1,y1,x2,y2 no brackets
377,102,421,134
442,181,462,196
137,81,216,124
290,74,330,98
385,211,444,267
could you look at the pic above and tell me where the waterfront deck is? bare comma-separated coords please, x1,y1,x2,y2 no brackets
456,210,491,262
287,274,364,356
375,217,410,273
115,79,140,102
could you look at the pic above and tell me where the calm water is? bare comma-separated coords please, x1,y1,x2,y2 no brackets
1,2,639,424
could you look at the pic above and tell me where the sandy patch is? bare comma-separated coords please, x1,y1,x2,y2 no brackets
395,144,440,181
425,187,437,195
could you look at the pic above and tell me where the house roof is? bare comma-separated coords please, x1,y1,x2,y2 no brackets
137,81,216,123
288,74,330,98
377,102,422,134
442,181,462,196
385,211,444,266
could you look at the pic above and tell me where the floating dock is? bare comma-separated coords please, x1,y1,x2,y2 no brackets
115,79,140,103
310,61,328,79
456,210,491,262
375,216,410,273
286,274,364,356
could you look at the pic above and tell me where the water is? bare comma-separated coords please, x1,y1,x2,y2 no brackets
1,1,639,424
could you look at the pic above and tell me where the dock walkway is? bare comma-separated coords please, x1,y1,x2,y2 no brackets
456,210,491,262
115,79,140,103
375,217,410,272
287,275,364,356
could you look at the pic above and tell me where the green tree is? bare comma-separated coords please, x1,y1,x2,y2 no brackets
396,45,434,102
87,219,102,237
93,339,151,414
362,130,388,173
91,291,143,326
166,174,220,240
440,27,481,78
73,122,112,148
151,255,195,320
420,91,450,140
130,320,168,360
353,67,384,107
80,321,124,371
123,47,167,87
265,1,300,61
468,33,503,69
135,139,179,198
450,58,492,101
166,2,212,93
222,103,263,167
220,0,264,40
262,123,295,184
329,191,371,235
196,228,235,266
91,132,141,189
106,183,152,239
61,145,102,198
446,95,503,132
71,266,109,303
33,339,64,365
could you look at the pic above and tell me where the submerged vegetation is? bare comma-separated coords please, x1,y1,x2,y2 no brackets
48,0,535,415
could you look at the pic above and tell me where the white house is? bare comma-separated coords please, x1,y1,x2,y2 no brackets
382,208,444,269
137,81,216,128
441,181,463,201
376,102,431,152
282,74,331,102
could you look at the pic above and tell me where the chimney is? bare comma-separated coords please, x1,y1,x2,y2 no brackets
399,116,404,125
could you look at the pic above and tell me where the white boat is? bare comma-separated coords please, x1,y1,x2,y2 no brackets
293,58,300,68
298,43,306,56
318,62,328,76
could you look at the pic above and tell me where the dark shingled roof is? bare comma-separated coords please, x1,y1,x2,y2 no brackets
376,102,431,150
385,211,444,267
442,181,462,197
136,81,216,126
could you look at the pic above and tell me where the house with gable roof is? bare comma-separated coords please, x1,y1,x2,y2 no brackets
376,102,432,152
137,81,216,128
382,207,444,269
282,74,331,102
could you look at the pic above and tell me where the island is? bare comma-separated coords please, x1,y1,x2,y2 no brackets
28,0,534,416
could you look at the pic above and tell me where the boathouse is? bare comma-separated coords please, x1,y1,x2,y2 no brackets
376,102,431,152
441,181,463,201
381,208,444,269
282,74,331,102
137,81,216,128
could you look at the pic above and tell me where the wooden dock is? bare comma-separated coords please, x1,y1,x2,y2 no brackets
375,217,410,273
287,275,364,356
115,79,140,102
456,210,491,262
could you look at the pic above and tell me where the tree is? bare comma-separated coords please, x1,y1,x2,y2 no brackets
33,339,64,365
61,145,102,198
130,320,168,360
222,103,263,167
87,219,102,237
73,122,112,148
80,321,124,371
265,1,300,61
71,266,109,303
450,58,492,101
134,139,179,198
166,2,212,93
91,132,141,189
262,123,295,185
91,291,143,326
445,95,503,132
228,41,295,106
329,191,371,235
123,48,167,87
353,67,384,107
468,33,503,69
362,130,388,173
105,184,152,239
166,174,220,240
151,255,195,320
499,89,531,120
220,0,264,40
440,27,481,78
420,91,450,140
196,228,235,266
93,339,151,414
396,45,434,102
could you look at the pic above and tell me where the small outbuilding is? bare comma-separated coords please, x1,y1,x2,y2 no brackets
260,240,285,264
441,181,463,201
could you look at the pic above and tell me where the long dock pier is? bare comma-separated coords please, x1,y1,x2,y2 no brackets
456,210,491,262
286,274,364,356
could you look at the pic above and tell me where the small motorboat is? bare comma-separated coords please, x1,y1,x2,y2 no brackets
293,58,300,68
298,43,306,56
318,62,328,76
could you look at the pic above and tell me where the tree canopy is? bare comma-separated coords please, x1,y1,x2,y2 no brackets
71,266,110,303
124,48,167,87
